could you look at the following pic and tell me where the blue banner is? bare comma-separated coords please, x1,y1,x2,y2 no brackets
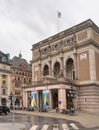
42,90,50,109
31,91,37,108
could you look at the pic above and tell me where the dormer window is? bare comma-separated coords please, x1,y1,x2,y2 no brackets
2,57,7,62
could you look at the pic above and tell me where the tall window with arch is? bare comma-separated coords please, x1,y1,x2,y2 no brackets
43,64,49,76
66,58,75,80
53,61,60,79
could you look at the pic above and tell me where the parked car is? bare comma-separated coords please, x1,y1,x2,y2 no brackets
0,106,10,115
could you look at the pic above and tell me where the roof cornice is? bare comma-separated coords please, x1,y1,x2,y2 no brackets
32,19,99,51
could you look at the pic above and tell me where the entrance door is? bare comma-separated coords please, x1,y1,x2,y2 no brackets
15,99,20,107
1,98,6,106
52,90,58,109
38,91,42,109
66,90,72,109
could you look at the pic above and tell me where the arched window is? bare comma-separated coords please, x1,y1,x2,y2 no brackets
66,58,75,80
43,65,49,76
53,62,60,78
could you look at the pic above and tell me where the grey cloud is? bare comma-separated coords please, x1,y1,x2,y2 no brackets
0,0,99,62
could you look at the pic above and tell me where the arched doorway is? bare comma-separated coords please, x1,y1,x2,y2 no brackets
1,98,6,106
52,90,58,109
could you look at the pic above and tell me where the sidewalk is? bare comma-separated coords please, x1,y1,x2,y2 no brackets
0,123,25,130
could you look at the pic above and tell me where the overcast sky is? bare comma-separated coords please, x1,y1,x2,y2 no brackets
0,0,99,62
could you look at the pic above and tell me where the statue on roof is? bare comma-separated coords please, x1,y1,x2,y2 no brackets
19,51,22,58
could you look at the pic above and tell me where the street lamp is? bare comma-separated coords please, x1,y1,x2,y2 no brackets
9,92,13,109
9,92,16,125
67,86,76,114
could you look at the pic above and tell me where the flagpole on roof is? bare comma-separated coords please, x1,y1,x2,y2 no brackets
57,10,62,33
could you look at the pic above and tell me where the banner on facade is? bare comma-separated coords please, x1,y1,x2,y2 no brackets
31,91,37,108
42,90,50,109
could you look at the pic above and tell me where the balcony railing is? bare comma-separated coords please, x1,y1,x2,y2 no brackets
23,75,69,87
1,85,6,88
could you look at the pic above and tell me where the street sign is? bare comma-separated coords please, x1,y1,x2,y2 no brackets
58,101,62,105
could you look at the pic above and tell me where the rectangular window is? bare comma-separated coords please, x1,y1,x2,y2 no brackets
3,89,6,95
2,75,6,78
73,71,75,80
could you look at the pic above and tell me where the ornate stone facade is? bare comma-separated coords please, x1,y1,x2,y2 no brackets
10,55,32,107
24,19,99,112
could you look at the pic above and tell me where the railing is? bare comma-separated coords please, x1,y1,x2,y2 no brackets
1,85,7,88
23,76,77,87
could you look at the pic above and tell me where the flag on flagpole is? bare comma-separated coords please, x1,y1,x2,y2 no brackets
57,10,62,32
57,11,61,18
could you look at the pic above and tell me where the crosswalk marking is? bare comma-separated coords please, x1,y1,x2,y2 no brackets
29,123,79,130
41,124,49,130
70,123,79,130
29,125,38,130
62,124,69,130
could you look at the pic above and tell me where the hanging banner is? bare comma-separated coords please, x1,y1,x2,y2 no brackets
31,91,37,108
42,90,50,109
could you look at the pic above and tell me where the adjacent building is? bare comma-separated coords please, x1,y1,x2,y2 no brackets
23,19,99,112
10,54,32,107
0,51,11,107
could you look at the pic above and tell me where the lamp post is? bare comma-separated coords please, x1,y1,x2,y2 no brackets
9,92,13,109
67,85,76,114
9,92,16,125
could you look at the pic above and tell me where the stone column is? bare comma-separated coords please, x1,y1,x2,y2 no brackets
49,90,52,109
23,91,26,108
39,91,42,109
64,66,66,79
25,92,28,108
7,75,11,106
52,68,54,77
60,53,64,77
38,60,42,81
36,91,38,108
89,49,96,81
73,48,78,80
58,87,66,111
23,91,28,108
73,34,78,80
49,59,52,76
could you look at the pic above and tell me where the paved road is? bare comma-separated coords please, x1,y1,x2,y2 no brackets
14,110,99,128
0,113,99,130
